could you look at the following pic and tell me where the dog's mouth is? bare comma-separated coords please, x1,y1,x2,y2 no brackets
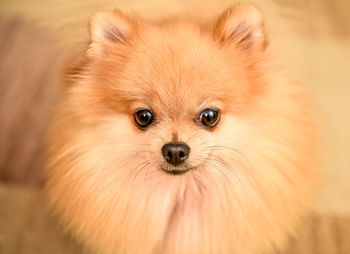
160,164,194,176
162,168,191,175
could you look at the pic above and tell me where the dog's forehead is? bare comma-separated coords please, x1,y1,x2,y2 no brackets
115,23,237,116
134,28,228,104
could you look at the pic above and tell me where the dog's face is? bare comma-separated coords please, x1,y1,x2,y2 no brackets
47,5,318,254
80,7,262,179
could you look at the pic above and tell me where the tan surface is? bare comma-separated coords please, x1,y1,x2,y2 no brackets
0,184,82,254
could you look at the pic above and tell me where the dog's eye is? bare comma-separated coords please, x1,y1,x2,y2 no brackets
199,108,220,128
134,110,154,128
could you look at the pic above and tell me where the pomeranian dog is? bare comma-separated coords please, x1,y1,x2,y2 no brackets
45,4,318,254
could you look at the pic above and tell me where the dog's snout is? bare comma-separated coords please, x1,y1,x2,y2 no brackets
162,143,190,166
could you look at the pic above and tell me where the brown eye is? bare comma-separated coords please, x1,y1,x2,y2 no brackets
199,108,220,128
134,110,154,128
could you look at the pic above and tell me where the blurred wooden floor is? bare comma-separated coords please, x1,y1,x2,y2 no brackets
0,17,61,186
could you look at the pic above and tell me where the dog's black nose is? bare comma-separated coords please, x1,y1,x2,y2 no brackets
162,143,190,166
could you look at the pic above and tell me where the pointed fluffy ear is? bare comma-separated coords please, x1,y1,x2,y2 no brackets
88,10,134,55
215,5,267,52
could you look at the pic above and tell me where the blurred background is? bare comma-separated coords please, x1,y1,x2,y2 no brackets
0,0,349,253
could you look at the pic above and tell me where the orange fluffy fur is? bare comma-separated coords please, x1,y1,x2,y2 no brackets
45,5,319,254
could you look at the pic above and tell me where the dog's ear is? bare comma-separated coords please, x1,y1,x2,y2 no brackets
215,5,267,52
88,10,135,56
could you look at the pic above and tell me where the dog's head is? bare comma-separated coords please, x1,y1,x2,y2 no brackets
76,5,268,177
